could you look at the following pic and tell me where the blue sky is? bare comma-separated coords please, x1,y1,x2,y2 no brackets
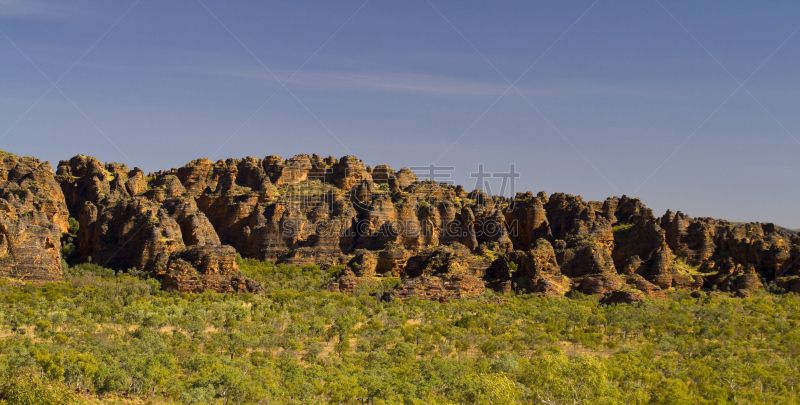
1,0,799,227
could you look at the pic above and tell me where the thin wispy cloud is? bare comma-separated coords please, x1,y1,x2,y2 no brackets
0,0,75,18
226,68,521,97
0,0,124,20
204,66,663,99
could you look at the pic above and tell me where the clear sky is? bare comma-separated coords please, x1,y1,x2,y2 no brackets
1,0,799,227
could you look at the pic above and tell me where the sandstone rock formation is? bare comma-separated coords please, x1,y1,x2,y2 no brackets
2,149,798,301
601,289,646,304
392,274,485,302
517,238,569,295
0,151,69,282
55,155,258,293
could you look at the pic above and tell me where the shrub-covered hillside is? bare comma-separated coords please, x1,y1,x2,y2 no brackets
1,258,800,404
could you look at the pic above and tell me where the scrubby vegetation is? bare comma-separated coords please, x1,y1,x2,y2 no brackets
671,257,711,277
2,260,800,404
611,222,635,243
236,255,340,293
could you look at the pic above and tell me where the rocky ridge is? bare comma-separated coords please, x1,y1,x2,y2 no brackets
3,150,800,301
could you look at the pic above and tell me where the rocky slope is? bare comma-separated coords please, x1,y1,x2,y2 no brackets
0,152,69,282
4,149,800,300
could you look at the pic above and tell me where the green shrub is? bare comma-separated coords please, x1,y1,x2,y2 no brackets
327,264,346,278
0,371,83,405
67,217,79,235
672,257,702,275
65,262,115,278
612,222,635,243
